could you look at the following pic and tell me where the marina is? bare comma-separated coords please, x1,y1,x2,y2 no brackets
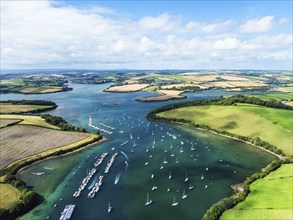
59,204,75,220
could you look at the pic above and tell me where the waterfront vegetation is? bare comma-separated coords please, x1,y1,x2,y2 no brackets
0,111,102,219
220,163,293,220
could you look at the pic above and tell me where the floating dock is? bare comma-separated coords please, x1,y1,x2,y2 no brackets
59,204,76,220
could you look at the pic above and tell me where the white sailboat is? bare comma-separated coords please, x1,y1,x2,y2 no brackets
171,196,179,206
175,157,179,164
145,193,153,206
188,182,194,190
182,189,187,199
201,174,204,180
169,171,172,179
171,151,175,157
108,202,112,213
160,163,164,170
163,157,168,164
185,172,189,182
179,146,184,153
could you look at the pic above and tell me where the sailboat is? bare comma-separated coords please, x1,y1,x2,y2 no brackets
169,171,172,179
185,172,189,182
163,157,168,164
201,174,204,180
160,163,164,170
164,147,168,153
175,157,179,164
137,133,140,140
182,189,187,199
108,202,112,213
188,182,194,190
145,193,153,206
170,144,174,149
179,146,184,153
171,196,179,206
190,143,195,151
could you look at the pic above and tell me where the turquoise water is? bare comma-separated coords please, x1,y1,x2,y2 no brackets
2,84,275,220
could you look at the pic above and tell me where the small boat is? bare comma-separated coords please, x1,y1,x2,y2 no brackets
108,202,112,213
170,144,174,149
149,155,153,158
188,182,194,190
179,147,183,153
152,186,158,190
146,147,149,153
175,157,179,164
185,172,189,182
145,193,153,206
163,157,168,164
167,188,171,192
131,148,134,153
145,162,149,166
206,167,209,171
160,163,164,170
169,171,172,180
164,147,168,153
53,204,57,208
171,196,179,206
182,189,187,199
151,174,154,179
171,151,175,157
205,185,208,189
201,174,204,180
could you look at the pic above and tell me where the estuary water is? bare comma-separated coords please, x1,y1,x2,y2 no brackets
1,83,275,220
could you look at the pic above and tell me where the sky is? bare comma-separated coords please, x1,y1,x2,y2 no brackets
1,0,292,70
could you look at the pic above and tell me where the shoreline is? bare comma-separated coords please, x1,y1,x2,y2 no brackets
169,120,284,160
16,137,108,177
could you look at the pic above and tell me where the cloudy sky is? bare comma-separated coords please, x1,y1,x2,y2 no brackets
1,0,292,70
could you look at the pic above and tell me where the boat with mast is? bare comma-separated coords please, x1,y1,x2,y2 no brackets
145,193,153,206
182,189,187,199
171,196,179,206
185,172,189,182
108,202,112,213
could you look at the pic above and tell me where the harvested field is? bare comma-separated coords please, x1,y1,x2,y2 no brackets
0,103,54,113
0,115,59,130
40,87,62,93
203,81,236,88
161,83,207,89
228,81,267,87
182,75,218,82
0,119,21,128
0,125,92,169
20,87,38,93
139,90,185,102
105,83,149,92
220,75,249,81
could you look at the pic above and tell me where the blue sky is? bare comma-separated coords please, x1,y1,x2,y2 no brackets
1,0,292,69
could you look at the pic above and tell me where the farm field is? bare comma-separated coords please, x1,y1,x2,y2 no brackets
20,86,63,94
0,115,59,130
247,93,293,102
105,83,149,92
0,119,21,128
157,105,293,154
139,89,185,102
0,183,21,209
220,164,293,220
0,103,55,113
0,125,93,169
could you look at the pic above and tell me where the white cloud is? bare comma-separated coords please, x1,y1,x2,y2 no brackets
1,1,292,70
240,16,274,33
139,13,180,32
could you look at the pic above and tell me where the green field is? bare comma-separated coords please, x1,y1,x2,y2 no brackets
0,184,21,209
220,164,293,220
0,103,54,113
247,93,293,102
157,105,293,154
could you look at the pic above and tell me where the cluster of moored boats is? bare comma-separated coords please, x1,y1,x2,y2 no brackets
88,175,104,198
73,152,117,198
105,153,118,173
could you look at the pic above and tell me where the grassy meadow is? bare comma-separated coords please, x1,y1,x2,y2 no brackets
157,105,293,155
0,103,55,114
0,184,21,209
220,164,293,220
